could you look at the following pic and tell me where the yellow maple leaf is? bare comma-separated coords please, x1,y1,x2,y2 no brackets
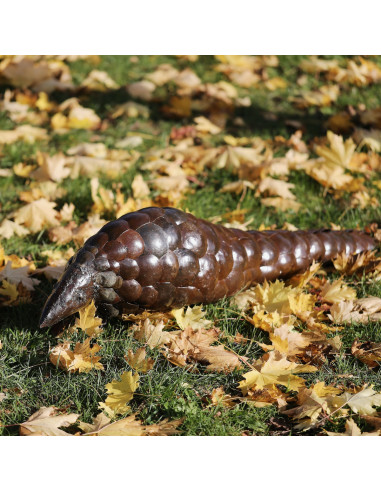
238,351,317,394
13,198,59,233
30,152,71,183
0,219,29,239
124,348,154,373
320,278,356,303
72,300,103,337
316,131,356,169
133,319,173,349
0,279,19,305
99,371,139,416
49,339,104,373
171,305,212,331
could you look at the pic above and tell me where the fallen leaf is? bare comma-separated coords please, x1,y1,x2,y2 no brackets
72,300,103,337
0,262,40,291
98,371,139,416
326,418,380,436
124,348,154,373
0,219,29,239
133,319,173,349
13,198,59,233
239,351,317,394
171,305,212,331
80,412,181,436
49,339,104,373
351,339,381,368
320,279,356,303
20,407,79,436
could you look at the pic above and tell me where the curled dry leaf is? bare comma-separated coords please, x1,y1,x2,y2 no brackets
133,319,174,349
125,348,154,373
351,339,381,368
210,387,236,408
80,412,182,436
325,418,380,436
320,278,356,304
19,407,79,436
165,325,243,373
49,338,104,373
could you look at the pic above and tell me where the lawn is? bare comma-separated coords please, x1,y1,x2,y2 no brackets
1,55,381,436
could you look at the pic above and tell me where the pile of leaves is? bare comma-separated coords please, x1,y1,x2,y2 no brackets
1,55,381,436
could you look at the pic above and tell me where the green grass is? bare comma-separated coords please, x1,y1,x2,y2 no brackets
1,55,381,436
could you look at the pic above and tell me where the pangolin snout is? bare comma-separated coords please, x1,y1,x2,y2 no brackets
39,259,95,328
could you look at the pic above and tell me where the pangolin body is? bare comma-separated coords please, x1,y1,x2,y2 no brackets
39,206,376,327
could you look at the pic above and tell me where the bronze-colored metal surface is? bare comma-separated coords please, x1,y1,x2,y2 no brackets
39,207,376,327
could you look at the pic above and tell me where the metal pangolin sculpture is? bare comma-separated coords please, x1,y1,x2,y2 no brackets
39,206,376,327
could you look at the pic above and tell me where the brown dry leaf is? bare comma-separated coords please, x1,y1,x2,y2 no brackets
328,297,381,323
264,77,288,91
220,180,255,195
325,418,380,436
259,323,318,358
124,348,154,373
81,70,119,91
238,351,318,394
361,414,381,431
72,300,103,338
350,190,379,210
282,381,343,430
0,125,48,144
210,387,236,408
261,197,301,212
127,80,156,101
30,152,71,182
80,412,181,436
332,250,378,275
292,85,340,108
315,131,356,169
52,99,101,130
19,407,79,436
146,64,179,86
133,319,174,349
306,161,354,190
131,174,150,199
49,339,104,373
165,326,243,372
0,219,29,239
13,198,59,233
0,262,40,291
258,177,297,200
171,305,212,331
351,340,381,369
234,279,301,316
337,386,381,416
90,177,115,215
98,371,139,417
194,116,222,135
320,278,356,303
288,261,322,288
